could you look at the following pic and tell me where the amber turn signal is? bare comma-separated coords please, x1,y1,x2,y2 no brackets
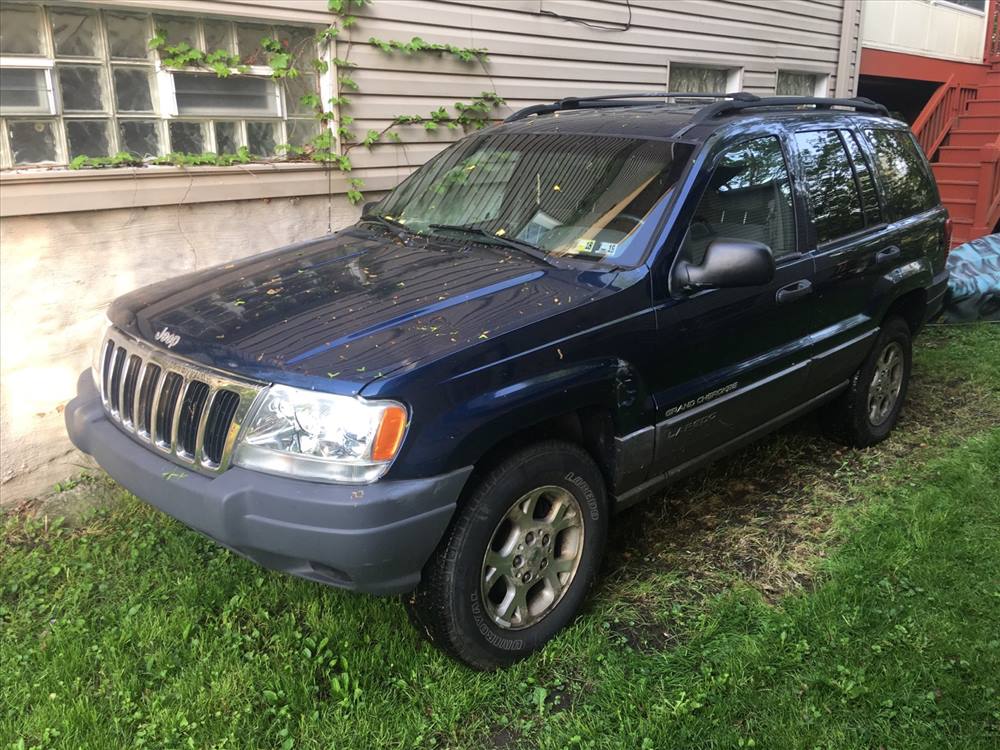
372,405,408,462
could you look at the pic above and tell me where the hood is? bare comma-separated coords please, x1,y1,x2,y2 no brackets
109,225,621,395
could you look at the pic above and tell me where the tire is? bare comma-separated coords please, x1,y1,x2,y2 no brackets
404,440,609,670
823,316,912,448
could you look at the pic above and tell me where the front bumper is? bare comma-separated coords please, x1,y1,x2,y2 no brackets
65,372,471,595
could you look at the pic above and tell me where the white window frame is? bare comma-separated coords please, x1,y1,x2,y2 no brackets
0,56,58,115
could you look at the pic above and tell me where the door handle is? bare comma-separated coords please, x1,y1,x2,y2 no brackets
776,279,813,304
875,246,901,265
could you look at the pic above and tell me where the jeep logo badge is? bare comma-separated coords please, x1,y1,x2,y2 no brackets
155,327,181,349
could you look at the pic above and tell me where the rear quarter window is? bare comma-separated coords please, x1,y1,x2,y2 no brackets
864,129,938,220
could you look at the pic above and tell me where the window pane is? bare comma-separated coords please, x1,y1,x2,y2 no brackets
8,120,57,163
679,136,796,263
286,118,320,147
113,67,154,112
155,16,198,48
203,20,233,53
276,26,316,66
865,129,938,219
119,120,160,156
247,121,278,156
669,65,727,94
776,71,817,96
169,121,205,153
173,73,277,116
285,73,319,116
0,69,50,115
0,5,45,55
214,121,240,152
943,0,985,10
106,12,150,59
794,130,864,245
66,119,112,158
237,23,271,65
50,9,101,58
841,130,882,225
58,65,108,112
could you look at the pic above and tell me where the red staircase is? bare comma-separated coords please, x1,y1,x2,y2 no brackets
913,4,1000,247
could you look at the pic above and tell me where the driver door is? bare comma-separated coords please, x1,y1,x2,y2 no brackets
650,135,818,472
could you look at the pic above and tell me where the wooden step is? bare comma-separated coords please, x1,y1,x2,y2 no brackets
936,179,978,201
937,145,982,164
966,98,1000,115
949,130,1000,147
942,198,977,221
949,217,976,245
957,114,1000,129
933,162,979,181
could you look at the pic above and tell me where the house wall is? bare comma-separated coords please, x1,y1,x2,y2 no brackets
0,0,864,503
862,0,990,64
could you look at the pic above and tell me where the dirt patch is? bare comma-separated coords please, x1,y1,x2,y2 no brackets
601,360,1000,609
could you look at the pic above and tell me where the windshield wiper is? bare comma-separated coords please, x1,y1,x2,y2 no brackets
427,223,555,266
359,213,411,239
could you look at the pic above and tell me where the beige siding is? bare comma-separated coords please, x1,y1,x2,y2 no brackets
338,0,862,178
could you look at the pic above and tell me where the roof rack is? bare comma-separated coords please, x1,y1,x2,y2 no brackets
503,91,757,122
503,92,889,124
688,94,889,123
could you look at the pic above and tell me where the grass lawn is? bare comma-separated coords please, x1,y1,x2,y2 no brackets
2,324,998,750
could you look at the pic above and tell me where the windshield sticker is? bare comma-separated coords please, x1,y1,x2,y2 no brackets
575,239,597,254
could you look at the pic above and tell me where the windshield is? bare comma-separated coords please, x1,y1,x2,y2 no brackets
372,132,694,266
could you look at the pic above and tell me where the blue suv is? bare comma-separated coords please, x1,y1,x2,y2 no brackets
66,93,950,669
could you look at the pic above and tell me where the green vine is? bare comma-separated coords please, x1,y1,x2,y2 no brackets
73,0,506,208
148,33,249,76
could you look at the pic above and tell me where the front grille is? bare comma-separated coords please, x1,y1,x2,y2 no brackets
98,329,263,474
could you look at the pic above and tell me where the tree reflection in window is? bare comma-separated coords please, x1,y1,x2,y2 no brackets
794,130,864,245
865,129,937,221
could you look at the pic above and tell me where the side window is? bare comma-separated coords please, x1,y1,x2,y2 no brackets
864,129,938,220
793,130,864,245
679,136,796,265
840,130,882,226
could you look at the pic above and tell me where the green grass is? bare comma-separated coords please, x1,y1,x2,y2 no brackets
3,324,999,750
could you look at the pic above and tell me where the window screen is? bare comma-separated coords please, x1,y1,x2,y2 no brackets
793,130,864,245
776,71,818,96
864,129,938,220
669,65,728,94
679,136,796,264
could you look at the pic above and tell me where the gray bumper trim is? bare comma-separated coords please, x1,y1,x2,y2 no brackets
65,372,471,595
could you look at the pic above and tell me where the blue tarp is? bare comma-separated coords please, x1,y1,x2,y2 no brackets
943,234,1000,322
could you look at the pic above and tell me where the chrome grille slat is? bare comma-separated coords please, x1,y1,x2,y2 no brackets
96,328,264,476
194,388,218,465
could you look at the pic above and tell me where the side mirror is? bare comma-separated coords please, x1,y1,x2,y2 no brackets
673,238,775,291
361,200,380,217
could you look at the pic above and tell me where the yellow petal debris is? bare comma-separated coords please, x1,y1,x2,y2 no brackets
553,184,561,191
495,228,507,236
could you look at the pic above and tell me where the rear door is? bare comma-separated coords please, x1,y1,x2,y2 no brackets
792,127,891,397
649,134,819,472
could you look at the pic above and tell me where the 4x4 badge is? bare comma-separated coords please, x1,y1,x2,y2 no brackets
154,327,181,349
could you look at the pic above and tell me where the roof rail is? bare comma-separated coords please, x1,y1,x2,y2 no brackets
689,95,890,123
503,91,758,122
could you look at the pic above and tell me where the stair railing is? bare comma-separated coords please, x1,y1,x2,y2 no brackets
912,75,977,160
988,0,999,64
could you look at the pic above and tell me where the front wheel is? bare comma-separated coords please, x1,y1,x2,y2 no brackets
823,316,912,448
404,441,608,670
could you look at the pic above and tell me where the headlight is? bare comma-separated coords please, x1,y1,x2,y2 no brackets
232,384,408,483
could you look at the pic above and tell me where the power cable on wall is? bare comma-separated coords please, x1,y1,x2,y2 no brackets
539,0,632,32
